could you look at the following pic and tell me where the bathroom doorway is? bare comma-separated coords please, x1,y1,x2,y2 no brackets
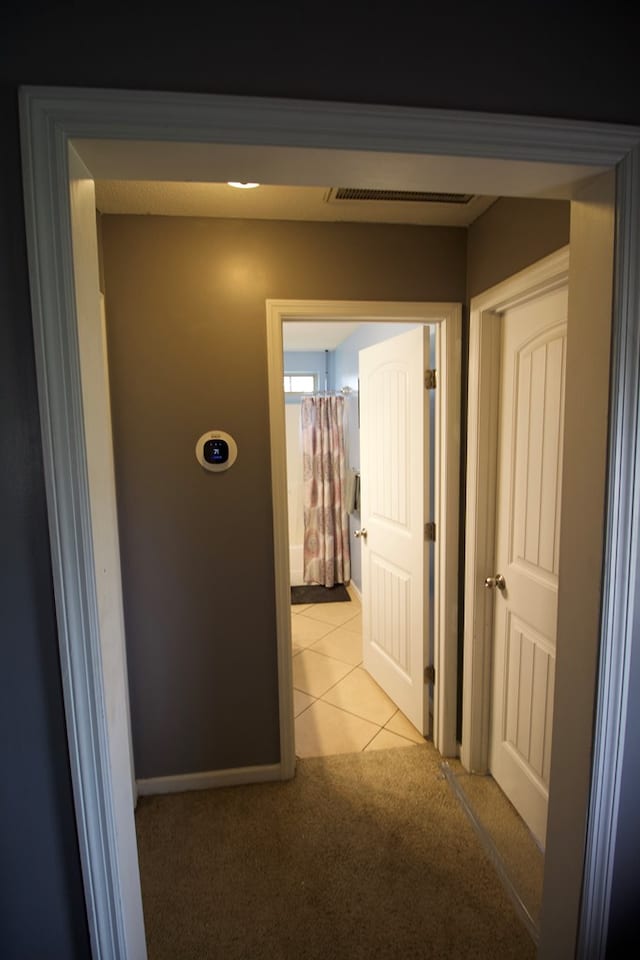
266,299,461,772
284,320,430,757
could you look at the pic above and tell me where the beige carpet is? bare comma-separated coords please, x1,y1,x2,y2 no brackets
444,760,544,935
135,745,535,960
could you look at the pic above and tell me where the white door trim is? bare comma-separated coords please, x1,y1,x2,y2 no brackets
576,152,640,958
461,246,570,774
17,85,640,959
266,299,461,767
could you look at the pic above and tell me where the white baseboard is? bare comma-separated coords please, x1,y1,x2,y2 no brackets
348,581,362,603
136,762,283,796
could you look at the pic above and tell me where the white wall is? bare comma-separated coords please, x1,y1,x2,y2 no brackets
285,403,305,585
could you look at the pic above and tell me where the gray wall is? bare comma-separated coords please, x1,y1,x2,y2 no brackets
458,197,570,733
2,6,640,956
467,198,571,298
101,215,466,779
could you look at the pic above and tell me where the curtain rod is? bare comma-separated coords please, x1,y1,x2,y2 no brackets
306,386,354,397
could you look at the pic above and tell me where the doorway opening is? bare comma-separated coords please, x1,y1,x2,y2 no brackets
266,300,461,774
281,318,437,759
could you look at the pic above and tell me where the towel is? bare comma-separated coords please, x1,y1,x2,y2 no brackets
346,469,360,514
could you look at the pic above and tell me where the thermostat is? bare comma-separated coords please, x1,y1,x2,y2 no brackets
195,430,238,472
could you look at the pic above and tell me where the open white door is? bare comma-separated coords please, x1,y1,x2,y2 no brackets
359,326,430,735
489,283,568,848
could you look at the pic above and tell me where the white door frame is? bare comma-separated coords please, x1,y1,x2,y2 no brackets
18,86,640,958
461,246,570,774
266,299,461,770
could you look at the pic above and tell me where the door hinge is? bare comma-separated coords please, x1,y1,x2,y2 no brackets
424,369,437,390
424,665,436,685
425,521,436,542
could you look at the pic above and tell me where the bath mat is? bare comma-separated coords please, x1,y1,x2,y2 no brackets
291,584,351,605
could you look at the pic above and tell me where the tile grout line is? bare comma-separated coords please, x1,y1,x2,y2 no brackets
295,683,419,742
296,606,361,627
306,647,362,667
360,725,419,753
290,618,349,648
292,599,418,755
293,648,361,674
292,695,317,721
294,659,389,726
361,726,385,752
297,661,360,700
291,632,343,654
316,695,394,731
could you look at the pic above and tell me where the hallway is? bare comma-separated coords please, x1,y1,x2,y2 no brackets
134,742,535,959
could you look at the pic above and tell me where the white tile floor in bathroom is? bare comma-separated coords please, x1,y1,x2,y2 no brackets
291,586,425,757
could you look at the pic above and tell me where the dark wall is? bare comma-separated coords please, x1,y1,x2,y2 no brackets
0,100,89,957
2,5,640,957
3,8,640,124
101,215,466,778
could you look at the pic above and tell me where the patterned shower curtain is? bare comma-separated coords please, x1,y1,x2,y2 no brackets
301,395,351,587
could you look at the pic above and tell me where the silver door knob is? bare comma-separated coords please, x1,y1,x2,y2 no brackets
484,574,506,590
354,528,368,540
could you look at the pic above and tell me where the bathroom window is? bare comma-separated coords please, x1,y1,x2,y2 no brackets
283,373,317,395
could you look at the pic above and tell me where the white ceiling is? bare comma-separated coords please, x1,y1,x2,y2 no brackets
95,180,497,227
87,134,594,353
80,138,602,200
283,321,363,351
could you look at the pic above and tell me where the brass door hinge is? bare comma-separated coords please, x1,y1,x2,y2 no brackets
424,665,436,685
425,522,436,542
424,369,437,390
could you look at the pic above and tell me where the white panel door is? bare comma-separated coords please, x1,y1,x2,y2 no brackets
490,285,568,848
359,327,429,735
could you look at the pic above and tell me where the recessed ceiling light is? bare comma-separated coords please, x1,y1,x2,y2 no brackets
227,181,260,189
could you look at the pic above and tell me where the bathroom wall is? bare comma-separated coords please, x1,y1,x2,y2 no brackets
101,215,466,779
282,350,333,404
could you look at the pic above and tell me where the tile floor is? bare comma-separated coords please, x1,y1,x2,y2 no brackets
291,585,425,757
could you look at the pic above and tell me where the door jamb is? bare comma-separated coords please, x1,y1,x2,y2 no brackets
461,246,570,773
266,300,461,766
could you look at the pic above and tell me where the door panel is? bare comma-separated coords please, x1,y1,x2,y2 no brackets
490,286,567,847
359,327,429,734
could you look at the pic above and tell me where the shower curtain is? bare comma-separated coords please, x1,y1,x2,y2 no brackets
301,395,351,588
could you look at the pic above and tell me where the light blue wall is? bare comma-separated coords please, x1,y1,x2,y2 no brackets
283,350,334,404
333,323,427,591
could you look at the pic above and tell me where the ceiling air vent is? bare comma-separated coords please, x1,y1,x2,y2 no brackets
329,187,474,204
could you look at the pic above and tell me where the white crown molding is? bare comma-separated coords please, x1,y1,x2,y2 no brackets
577,145,640,959
22,85,640,165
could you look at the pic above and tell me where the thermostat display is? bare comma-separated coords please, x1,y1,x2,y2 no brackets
203,438,229,465
196,431,237,472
